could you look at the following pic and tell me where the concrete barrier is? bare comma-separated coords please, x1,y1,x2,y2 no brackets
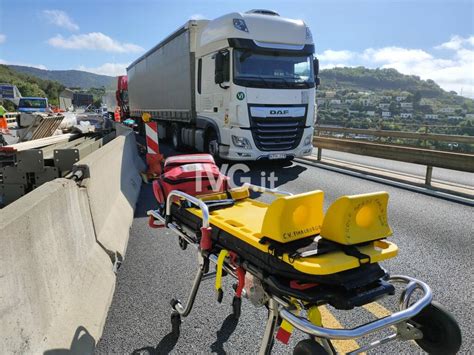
0,179,116,353
77,128,145,257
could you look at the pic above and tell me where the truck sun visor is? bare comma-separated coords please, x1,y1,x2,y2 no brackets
228,38,315,54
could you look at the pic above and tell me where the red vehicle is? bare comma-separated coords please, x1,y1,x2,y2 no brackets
103,75,129,122
116,75,129,121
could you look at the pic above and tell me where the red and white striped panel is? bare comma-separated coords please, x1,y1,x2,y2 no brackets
145,122,160,154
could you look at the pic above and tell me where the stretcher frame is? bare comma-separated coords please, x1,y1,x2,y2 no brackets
147,183,433,354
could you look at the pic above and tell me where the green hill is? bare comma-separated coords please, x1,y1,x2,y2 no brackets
8,65,115,89
0,65,64,107
319,67,470,106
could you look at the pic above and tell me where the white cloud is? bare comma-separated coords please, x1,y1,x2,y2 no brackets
319,50,354,63
189,13,206,20
363,47,433,63
319,35,474,98
0,34,6,44
0,58,47,70
78,63,128,76
435,35,474,51
48,32,143,53
320,62,353,70
43,10,79,31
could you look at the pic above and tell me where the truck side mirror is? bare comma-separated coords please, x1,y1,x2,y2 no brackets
313,57,321,87
215,50,229,85
313,57,319,77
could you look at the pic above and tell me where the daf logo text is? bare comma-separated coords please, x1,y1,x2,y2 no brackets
269,109,289,116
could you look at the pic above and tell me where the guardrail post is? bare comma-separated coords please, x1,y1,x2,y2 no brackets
317,148,322,161
425,166,433,186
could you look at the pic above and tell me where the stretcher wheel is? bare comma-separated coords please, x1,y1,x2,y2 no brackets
232,296,241,319
171,311,181,334
409,301,462,354
170,298,180,310
178,237,188,250
293,339,328,355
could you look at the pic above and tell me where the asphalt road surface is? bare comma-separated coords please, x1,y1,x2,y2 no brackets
97,145,473,354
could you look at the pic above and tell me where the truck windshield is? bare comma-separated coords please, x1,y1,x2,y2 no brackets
233,49,314,89
19,98,47,109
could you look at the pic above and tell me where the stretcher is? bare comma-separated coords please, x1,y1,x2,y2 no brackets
147,155,461,355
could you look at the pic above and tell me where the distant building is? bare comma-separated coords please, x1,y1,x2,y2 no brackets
465,113,474,119
344,99,356,105
382,111,391,118
325,91,336,98
448,116,463,120
396,96,407,102
439,107,455,113
359,98,372,106
316,98,327,105
348,110,360,116
329,99,342,105
425,114,439,120
378,103,390,110
400,102,413,110
400,113,413,119
366,111,375,117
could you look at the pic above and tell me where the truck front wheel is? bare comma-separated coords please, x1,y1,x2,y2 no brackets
206,129,221,164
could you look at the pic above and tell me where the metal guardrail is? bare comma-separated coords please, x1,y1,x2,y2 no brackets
314,126,474,185
0,131,116,206
317,126,474,145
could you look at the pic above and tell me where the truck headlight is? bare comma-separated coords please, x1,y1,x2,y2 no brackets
304,134,313,146
232,135,252,149
233,19,249,32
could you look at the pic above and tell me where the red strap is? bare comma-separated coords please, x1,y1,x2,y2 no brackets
148,215,164,229
289,280,319,290
200,226,212,250
235,267,246,298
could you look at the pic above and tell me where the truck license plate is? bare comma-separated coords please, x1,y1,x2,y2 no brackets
269,153,287,160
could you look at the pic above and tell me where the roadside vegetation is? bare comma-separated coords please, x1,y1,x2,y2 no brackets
316,67,474,149
0,65,64,109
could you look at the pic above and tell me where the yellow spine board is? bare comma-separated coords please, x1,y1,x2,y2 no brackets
321,192,393,245
187,200,398,276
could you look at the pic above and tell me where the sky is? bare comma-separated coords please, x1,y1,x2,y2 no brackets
0,0,473,97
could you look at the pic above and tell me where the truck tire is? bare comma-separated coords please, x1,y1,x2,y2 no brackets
137,119,146,137
171,124,184,151
206,129,221,164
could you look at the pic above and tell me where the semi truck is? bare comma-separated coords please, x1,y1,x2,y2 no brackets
127,9,319,161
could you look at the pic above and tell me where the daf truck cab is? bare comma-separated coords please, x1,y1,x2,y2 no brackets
127,10,319,161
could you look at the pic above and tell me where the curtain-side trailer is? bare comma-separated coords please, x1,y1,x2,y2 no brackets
128,10,319,161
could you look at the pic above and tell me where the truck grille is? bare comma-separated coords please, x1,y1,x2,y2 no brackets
248,106,306,151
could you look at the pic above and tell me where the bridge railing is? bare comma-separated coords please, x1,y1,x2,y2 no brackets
313,125,474,185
